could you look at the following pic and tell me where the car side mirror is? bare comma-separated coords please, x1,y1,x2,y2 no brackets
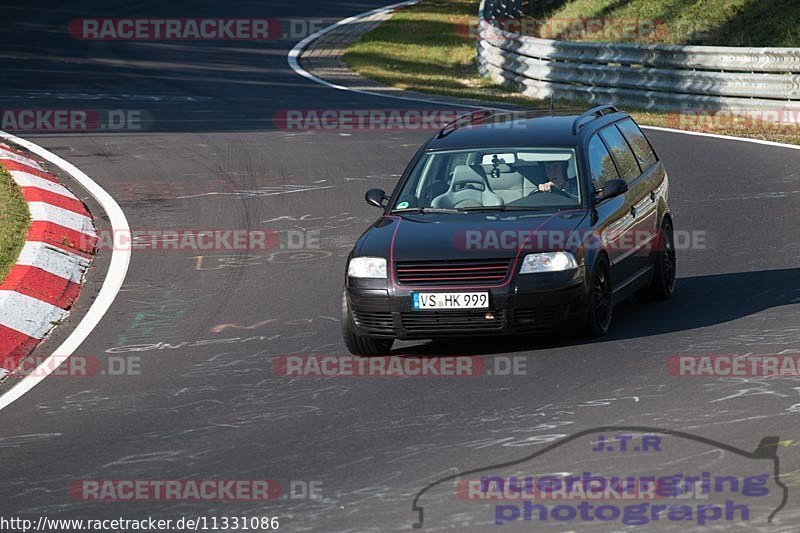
365,188,388,209
595,179,628,202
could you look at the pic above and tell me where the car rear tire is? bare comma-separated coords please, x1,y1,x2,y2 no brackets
341,289,394,356
638,218,676,301
581,255,613,337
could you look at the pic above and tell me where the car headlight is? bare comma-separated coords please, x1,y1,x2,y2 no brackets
519,252,578,274
348,257,387,278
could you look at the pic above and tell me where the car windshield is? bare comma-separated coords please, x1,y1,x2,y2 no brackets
392,147,582,212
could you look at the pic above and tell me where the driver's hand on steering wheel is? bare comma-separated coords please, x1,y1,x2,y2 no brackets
537,181,556,192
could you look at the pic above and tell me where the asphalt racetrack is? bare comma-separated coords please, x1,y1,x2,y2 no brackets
1,1,800,531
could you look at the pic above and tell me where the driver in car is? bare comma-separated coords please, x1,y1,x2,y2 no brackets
537,160,578,197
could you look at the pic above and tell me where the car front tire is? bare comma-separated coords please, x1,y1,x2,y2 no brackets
581,254,613,337
639,218,676,301
341,289,394,356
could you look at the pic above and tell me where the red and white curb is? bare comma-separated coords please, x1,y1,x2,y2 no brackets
0,144,98,377
0,132,129,411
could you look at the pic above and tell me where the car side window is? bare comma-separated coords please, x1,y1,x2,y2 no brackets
587,135,621,189
617,118,657,170
599,125,641,182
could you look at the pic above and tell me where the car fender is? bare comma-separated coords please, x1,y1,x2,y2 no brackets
580,244,609,290
655,172,671,227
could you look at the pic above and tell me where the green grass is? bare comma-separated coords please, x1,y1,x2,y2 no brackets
343,0,526,103
0,167,30,282
342,0,800,145
527,0,800,46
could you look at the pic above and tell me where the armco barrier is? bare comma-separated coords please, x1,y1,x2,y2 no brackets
477,0,800,111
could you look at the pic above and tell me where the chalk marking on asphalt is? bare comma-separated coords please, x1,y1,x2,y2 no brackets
175,184,334,200
0,131,131,411
289,2,800,152
15,91,212,102
211,320,277,334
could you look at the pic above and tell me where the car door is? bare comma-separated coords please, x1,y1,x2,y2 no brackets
585,133,631,288
617,117,664,251
598,124,651,283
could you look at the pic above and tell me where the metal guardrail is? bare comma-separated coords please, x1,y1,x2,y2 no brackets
477,0,800,111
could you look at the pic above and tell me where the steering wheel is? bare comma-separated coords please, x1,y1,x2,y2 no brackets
549,186,577,199
530,183,576,199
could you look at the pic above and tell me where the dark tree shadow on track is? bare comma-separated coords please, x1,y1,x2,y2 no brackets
394,267,800,356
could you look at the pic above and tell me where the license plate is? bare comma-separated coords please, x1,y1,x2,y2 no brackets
412,292,489,310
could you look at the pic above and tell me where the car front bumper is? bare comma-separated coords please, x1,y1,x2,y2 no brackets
346,267,588,340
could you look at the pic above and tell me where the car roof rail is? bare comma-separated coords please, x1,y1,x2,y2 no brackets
571,105,619,134
437,109,495,138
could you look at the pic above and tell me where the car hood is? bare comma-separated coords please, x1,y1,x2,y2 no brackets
354,210,588,262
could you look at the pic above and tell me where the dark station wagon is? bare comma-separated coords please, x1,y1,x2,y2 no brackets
342,106,675,355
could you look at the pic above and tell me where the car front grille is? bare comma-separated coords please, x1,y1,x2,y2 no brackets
395,259,511,286
352,310,394,334
513,306,569,331
400,310,506,335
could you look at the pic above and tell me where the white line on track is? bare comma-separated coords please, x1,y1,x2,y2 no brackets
0,131,131,411
639,125,800,151
288,0,504,111
288,1,800,152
